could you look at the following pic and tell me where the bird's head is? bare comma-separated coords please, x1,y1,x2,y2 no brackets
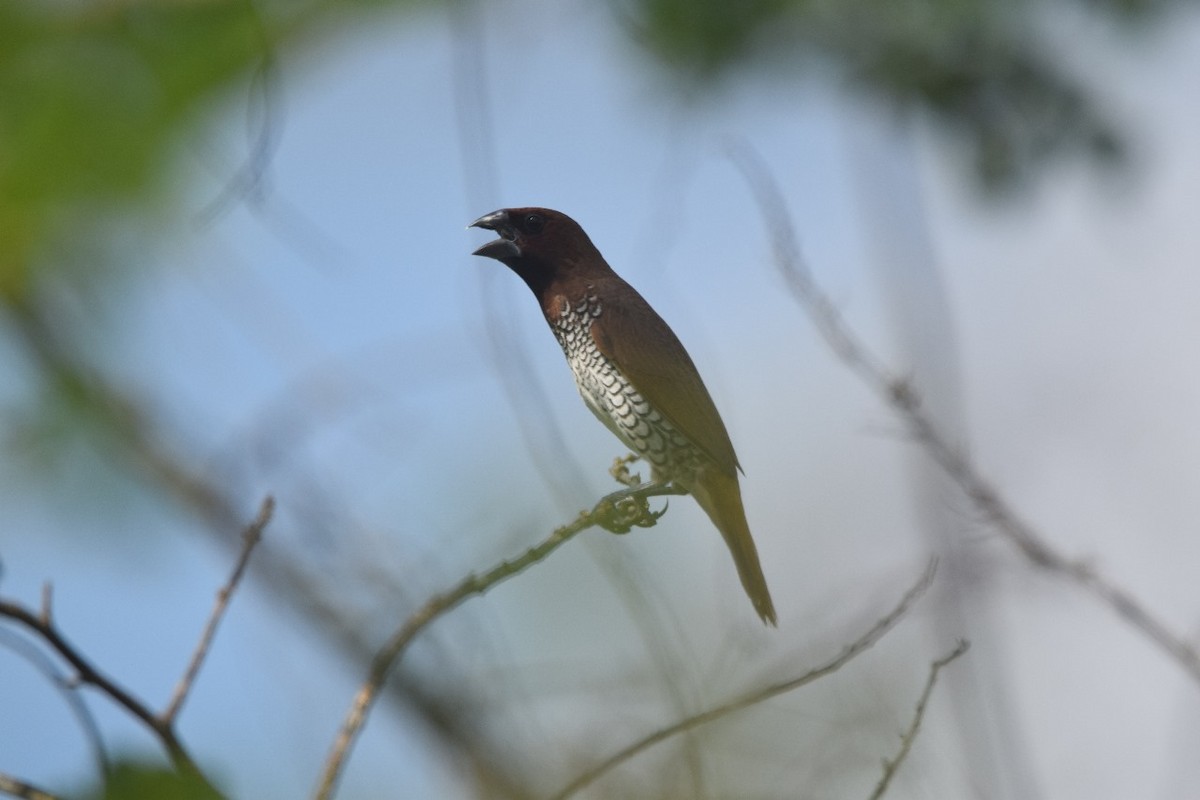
469,207,604,291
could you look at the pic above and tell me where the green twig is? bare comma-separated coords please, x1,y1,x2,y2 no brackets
312,477,686,800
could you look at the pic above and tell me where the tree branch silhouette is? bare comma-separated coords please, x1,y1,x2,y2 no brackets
312,475,688,800
164,496,273,724
0,626,110,778
550,559,939,800
0,497,273,797
5,298,543,798
0,594,205,781
728,140,1200,686
869,639,970,800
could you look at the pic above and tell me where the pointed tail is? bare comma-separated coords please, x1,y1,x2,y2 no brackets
689,468,777,626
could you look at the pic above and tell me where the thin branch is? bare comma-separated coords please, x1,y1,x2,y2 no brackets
39,583,52,626
0,500,273,796
869,639,971,800
728,140,1200,687
162,495,274,725
0,627,110,777
0,773,59,800
550,559,938,800
195,41,283,226
0,596,200,774
5,299,541,797
311,479,688,800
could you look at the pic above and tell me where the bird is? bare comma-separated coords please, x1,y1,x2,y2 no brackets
470,207,777,625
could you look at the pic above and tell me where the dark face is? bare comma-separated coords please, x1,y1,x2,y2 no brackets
470,208,552,262
469,207,599,275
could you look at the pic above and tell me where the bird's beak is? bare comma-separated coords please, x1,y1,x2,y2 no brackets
469,210,521,260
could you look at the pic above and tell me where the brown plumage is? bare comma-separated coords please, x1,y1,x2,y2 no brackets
470,207,777,625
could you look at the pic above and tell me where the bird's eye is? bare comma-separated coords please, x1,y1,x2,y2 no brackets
524,213,544,233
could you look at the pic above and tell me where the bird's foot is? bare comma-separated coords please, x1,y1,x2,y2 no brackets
608,453,643,488
594,480,677,534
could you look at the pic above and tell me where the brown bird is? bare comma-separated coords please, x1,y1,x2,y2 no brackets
470,207,777,625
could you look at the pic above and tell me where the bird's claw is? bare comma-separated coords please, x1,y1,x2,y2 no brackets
609,453,643,488
596,491,664,534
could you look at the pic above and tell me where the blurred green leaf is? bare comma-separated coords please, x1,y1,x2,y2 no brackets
625,0,793,77
0,1,274,299
620,0,1184,187
79,759,224,800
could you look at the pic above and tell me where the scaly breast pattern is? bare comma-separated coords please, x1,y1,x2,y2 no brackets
550,288,701,483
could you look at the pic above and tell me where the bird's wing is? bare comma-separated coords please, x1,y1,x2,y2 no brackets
588,278,741,476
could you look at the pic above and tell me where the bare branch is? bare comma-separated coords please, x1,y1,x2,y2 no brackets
5,298,542,797
869,639,971,800
0,627,110,777
311,479,688,800
163,496,274,725
0,596,201,775
0,772,59,800
0,499,272,796
550,559,938,800
38,583,52,627
728,141,1200,687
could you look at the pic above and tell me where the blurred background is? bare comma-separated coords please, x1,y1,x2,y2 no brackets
2,0,1200,798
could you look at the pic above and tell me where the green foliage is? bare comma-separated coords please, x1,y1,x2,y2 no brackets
626,0,794,77
830,2,1126,186
621,0,1181,187
0,1,275,299
79,760,224,800
0,0,1180,304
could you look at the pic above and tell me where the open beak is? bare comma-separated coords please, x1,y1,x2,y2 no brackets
469,210,521,260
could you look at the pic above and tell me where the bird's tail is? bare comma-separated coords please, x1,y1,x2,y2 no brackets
689,468,777,626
